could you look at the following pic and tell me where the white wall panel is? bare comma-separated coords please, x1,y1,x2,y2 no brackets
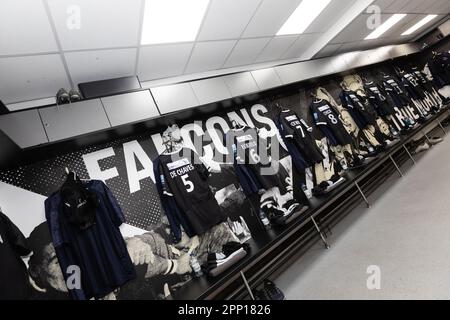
151,83,199,114
190,78,232,105
222,72,259,97
251,68,282,90
39,99,111,142
0,110,48,148
101,90,159,126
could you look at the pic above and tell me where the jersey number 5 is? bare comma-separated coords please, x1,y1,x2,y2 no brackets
181,174,194,193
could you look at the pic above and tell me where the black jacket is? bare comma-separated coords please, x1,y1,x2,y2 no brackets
0,211,32,299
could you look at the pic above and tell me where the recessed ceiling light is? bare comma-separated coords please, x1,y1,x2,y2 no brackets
401,14,438,36
365,14,407,40
277,0,332,36
141,0,209,45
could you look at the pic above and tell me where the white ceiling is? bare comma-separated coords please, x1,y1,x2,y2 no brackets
0,0,448,105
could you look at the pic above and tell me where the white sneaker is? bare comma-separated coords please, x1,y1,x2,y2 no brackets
429,137,443,145
414,142,430,154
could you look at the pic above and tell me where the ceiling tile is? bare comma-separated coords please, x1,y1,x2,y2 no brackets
372,0,396,12
185,40,236,74
330,14,369,43
223,38,271,68
434,0,450,14
138,43,194,81
395,14,433,37
412,1,437,14
383,14,421,38
330,13,409,43
282,33,319,59
396,0,423,13
0,54,70,104
0,0,58,55
305,0,356,34
47,0,141,50
242,0,302,38
197,0,261,41
384,0,410,13
255,35,298,63
64,48,136,86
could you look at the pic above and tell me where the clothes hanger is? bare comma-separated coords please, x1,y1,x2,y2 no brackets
274,102,289,112
310,90,319,101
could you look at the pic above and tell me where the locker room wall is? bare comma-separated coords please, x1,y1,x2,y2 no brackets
0,36,449,299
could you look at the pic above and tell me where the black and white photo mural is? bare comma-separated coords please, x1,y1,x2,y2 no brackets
0,103,297,300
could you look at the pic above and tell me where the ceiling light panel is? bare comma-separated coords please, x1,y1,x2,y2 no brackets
365,14,407,40
141,0,209,45
401,15,438,36
277,0,332,35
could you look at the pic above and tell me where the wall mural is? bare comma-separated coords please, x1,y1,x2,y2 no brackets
0,103,296,300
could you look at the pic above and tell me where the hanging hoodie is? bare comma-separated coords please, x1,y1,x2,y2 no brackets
45,180,136,300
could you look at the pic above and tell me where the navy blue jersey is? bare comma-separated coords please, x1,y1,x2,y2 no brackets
427,52,450,88
45,180,136,300
363,82,395,116
382,75,410,108
275,109,324,168
154,148,225,242
310,99,352,146
226,128,283,195
339,90,377,128
401,73,425,100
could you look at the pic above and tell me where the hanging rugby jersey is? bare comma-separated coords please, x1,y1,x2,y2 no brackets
339,90,377,128
310,99,353,146
382,75,405,95
226,127,282,196
427,52,450,88
411,66,442,109
275,109,324,167
411,66,435,92
154,147,226,242
363,81,395,117
382,75,411,108
401,72,425,100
